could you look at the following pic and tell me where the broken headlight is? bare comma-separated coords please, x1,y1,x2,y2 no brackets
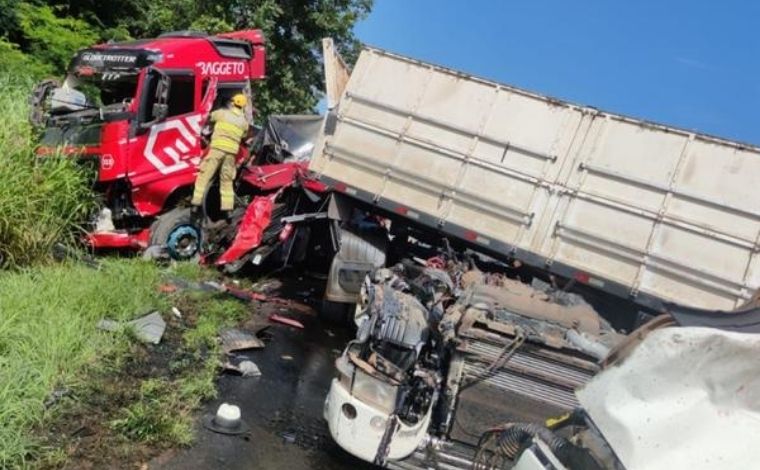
352,369,398,415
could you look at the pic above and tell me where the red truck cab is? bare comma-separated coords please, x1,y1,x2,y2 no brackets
34,30,266,257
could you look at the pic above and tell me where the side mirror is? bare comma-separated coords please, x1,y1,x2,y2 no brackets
152,73,171,121
139,68,171,129
152,103,168,120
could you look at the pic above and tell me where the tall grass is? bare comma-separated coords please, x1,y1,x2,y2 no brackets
0,74,95,269
0,259,168,468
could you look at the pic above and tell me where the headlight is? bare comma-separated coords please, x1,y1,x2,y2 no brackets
352,369,398,415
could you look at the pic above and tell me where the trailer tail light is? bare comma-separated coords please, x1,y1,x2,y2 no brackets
574,271,590,283
574,271,605,288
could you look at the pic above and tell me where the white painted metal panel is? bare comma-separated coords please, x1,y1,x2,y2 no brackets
578,327,760,470
310,47,760,310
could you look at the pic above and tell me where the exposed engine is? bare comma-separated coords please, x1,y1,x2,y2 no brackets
325,252,626,469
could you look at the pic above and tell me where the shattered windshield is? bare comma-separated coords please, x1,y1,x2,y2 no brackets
52,72,138,115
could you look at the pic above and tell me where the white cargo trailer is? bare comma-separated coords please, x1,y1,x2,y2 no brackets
310,45,760,311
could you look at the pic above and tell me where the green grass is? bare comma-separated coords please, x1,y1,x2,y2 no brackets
0,259,167,468
0,258,256,469
0,74,96,269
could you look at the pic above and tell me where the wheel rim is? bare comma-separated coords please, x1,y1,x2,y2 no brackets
166,225,200,260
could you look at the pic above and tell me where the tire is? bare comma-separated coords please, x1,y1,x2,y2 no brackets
320,299,353,325
149,207,202,261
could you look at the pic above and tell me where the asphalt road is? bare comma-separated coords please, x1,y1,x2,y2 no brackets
153,294,376,470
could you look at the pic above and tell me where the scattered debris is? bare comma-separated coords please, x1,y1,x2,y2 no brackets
44,388,71,408
163,276,223,293
171,306,182,319
97,311,166,344
219,328,265,353
281,430,297,444
269,314,304,329
222,359,262,377
253,278,283,294
238,360,262,377
159,284,178,294
164,276,314,315
203,403,249,435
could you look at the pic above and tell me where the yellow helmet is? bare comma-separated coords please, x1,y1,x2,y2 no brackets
232,93,247,108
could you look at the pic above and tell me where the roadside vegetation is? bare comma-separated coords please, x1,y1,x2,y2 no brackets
0,74,95,269
0,260,252,468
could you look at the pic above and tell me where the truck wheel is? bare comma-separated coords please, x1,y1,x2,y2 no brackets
320,299,353,325
150,207,201,261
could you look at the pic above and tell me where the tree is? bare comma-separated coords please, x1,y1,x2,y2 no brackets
128,0,374,117
1,1,372,117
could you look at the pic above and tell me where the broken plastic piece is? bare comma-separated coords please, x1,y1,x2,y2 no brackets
238,360,262,377
269,314,304,329
222,359,262,377
171,306,182,319
220,328,265,353
159,284,178,293
97,311,166,344
203,403,249,435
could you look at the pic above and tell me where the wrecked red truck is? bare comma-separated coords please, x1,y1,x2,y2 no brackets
31,29,266,256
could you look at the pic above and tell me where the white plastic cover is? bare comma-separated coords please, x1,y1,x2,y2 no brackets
577,327,760,469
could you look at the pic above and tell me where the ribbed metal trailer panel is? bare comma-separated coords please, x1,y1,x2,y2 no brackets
310,47,760,311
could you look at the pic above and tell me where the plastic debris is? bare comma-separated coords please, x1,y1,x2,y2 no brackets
159,284,178,293
269,314,304,329
203,403,249,435
281,430,297,444
238,360,262,377
97,311,166,344
220,328,265,353
171,306,182,319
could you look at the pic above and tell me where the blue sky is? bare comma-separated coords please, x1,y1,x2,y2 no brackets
355,1,760,145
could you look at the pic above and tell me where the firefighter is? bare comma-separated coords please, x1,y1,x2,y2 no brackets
191,93,251,213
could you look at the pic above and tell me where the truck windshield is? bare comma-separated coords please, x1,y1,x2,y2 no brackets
53,72,138,114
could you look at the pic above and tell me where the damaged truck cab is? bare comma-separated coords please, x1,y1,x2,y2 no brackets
32,30,266,256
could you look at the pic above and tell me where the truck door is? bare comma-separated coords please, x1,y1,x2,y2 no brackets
127,68,216,216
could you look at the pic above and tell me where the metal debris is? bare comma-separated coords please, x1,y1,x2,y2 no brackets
222,359,262,377
97,311,166,344
269,314,304,329
238,360,262,377
219,328,265,353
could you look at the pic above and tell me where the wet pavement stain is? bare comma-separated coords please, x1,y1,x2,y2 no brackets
153,305,376,470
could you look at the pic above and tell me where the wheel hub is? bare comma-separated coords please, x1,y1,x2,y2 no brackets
166,225,200,260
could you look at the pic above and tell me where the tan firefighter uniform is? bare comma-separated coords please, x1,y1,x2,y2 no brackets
191,102,249,211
